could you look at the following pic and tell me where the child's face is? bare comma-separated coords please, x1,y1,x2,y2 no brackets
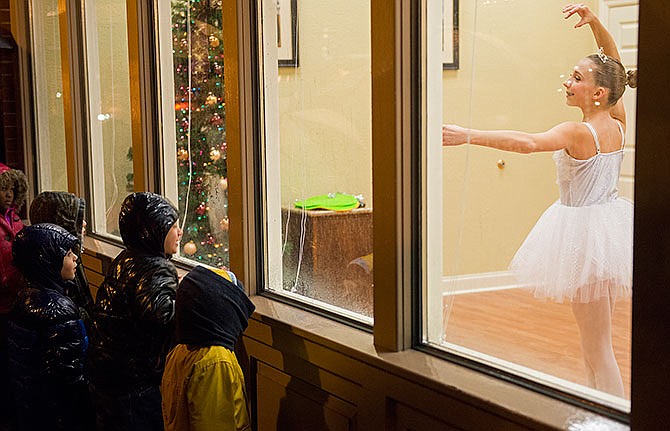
0,186,14,212
61,249,78,281
164,222,183,255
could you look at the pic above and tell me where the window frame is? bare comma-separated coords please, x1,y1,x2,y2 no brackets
37,0,670,427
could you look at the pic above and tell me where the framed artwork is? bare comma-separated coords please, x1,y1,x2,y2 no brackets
277,0,299,67
442,0,459,70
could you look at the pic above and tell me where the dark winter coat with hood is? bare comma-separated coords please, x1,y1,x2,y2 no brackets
29,191,93,328
8,223,91,431
0,162,28,313
89,192,179,393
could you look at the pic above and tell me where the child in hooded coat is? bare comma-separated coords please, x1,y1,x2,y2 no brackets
0,162,28,424
161,265,255,431
89,192,182,431
8,223,93,431
29,191,93,330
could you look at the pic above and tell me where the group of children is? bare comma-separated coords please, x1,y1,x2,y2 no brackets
0,163,254,431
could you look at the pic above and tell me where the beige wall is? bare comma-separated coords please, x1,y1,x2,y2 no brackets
276,0,371,207
442,0,598,275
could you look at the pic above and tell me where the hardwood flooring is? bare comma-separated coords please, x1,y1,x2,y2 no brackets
442,288,631,399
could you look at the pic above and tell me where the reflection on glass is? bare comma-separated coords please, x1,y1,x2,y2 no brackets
30,1,67,191
83,0,133,236
168,0,229,269
259,0,373,320
427,0,637,409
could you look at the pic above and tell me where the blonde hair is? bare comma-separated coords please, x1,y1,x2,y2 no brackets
587,54,638,106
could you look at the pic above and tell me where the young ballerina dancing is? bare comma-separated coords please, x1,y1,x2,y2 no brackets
442,4,636,397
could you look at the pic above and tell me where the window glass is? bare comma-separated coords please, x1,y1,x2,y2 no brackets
82,0,133,236
257,0,373,321
30,0,68,191
424,0,637,411
157,0,229,268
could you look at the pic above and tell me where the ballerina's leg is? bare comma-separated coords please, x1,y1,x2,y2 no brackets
571,291,624,397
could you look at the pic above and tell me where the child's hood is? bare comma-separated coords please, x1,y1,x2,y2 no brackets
118,192,178,256
29,191,85,244
0,162,28,210
175,265,255,350
12,223,79,290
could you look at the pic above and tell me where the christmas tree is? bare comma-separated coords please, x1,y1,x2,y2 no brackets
172,0,229,268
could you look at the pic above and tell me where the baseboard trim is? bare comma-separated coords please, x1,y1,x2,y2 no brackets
442,270,526,295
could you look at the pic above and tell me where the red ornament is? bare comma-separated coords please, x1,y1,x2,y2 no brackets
210,113,223,126
195,203,207,215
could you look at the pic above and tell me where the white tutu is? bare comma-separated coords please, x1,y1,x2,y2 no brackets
510,198,633,303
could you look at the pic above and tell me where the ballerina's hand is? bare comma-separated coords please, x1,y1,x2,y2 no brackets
442,124,470,146
562,3,595,28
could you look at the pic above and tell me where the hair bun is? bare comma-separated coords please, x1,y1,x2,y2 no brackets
626,69,638,89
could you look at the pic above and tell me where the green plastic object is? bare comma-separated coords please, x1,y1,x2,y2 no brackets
294,192,360,211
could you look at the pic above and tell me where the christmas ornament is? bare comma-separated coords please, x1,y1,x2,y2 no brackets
219,177,228,191
206,93,217,106
219,217,229,231
209,35,220,47
177,148,189,161
210,148,221,161
196,203,207,215
183,241,197,255
209,113,223,126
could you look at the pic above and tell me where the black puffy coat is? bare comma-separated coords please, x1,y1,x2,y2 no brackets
29,191,93,329
8,223,91,431
89,192,179,393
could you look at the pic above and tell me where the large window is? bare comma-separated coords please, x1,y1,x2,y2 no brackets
29,0,67,191
157,0,230,269
256,0,373,321
82,0,134,237
423,0,637,412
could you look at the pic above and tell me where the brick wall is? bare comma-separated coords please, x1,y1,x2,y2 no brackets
0,0,24,170
0,0,9,30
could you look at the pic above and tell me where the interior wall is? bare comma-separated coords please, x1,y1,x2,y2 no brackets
276,0,372,207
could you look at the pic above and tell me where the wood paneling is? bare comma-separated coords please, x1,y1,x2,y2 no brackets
255,361,357,431
393,402,463,431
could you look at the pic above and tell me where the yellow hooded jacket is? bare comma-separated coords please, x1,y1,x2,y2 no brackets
162,266,255,431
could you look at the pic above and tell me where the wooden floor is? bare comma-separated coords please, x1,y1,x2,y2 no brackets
442,289,631,399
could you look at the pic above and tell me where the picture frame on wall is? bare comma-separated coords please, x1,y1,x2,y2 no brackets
277,0,299,67
442,0,459,70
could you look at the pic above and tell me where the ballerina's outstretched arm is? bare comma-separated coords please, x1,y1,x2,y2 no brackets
563,3,627,125
562,3,620,61
441,122,582,154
